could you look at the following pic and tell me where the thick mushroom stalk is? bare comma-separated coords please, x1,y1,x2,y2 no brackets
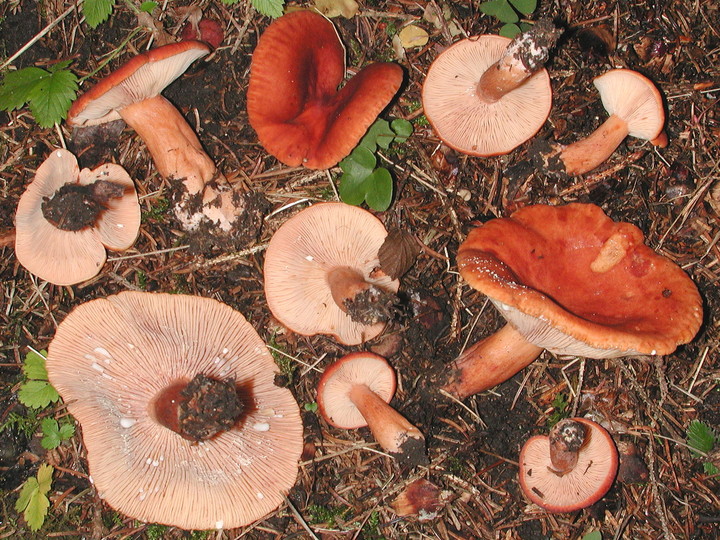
548,419,587,475
551,69,667,176
348,383,425,458
317,352,427,467
443,324,543,399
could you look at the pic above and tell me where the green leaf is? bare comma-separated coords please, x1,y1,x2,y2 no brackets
703,462,719,475
339,170,369,206
59,422,75,440
581,532,602,540
360,119,393,151
479,0,519,23
509,0,537,16
390,118,413,144
339,146,376,177
16,464,53,532
83,0,115,28
22,349,49,381
15,477,39,513
41,418,61,450
139,1,157,13
687,420,717,455
303,402,318,412
251,0,285,18
36,463,53,493
18,380,60,409
499,23,522,39
27,67,78,127
364,167,393,211
0,67,47,111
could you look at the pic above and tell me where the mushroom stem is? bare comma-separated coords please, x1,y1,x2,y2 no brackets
443,324,544,399
548,418,587,476
119,95,218,195
327,266,371,310
348,383,425,456
559,114,629,175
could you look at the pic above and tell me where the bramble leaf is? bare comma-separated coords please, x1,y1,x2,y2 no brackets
0,67,47,111
15,464,53,531
18,381,59,409
250,0,285,18
83,0,115,28
687,420,717,455
27,66,78,127
22,349,49,381
40,418,74,450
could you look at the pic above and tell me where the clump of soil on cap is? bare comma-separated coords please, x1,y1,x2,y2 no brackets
178,374,244,441
42,180,126,231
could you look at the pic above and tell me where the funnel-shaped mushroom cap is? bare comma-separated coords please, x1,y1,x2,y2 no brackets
67,41,211,127
593,69,665,141
14,149,140,286
457,203,703,357
263,202,399,345
422,35,552,156
518,418,618,513
247,10,404,169
46,292,302,530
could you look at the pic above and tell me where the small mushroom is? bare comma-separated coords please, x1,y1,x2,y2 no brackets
422,20,561,156
263,202,399,346
518,418,618,513
66,41,242,233
317,352,427,466
14,149,140,286
247,10,404,169
46,291,303,530
555,69,667,175
443,203,703,399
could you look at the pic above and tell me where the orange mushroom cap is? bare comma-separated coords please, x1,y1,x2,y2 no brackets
457,203,703,358
422,35,552,156
518,418,618,513
14,149,140,286
247,10,404,169
263,202,399,345
46,292,303,530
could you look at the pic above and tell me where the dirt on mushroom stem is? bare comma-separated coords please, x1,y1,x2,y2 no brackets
41,180,126,231
549,418,587,475
343,285,400,326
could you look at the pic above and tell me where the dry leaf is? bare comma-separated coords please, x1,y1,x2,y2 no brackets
378,229,421,279
314,0,359,19
392,478,445,520
398,25,429,49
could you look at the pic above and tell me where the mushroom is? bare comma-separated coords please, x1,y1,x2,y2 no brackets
263,202,399,346
518,418,618,513
45,291,303,530
554,69,667,175
443,203,703,399
14,148,140,286
421,20,560,156
316,352,427,466
247,10,404,169
66,40,242,233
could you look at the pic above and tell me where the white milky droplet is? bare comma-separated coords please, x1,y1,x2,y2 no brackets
120,418,136,428
253,422,270,432
215,521,224,530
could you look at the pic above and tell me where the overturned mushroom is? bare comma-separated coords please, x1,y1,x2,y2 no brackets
46,292,303,530
422,20,560,156
14,149,140,286
443,203,703,399
263,202,399,346
518,418,618,512
247,10,404,169
66,41,248,236
317,352,427,467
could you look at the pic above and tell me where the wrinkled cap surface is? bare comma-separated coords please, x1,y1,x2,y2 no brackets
422,35,552,156
46,292,303,530
518,418,618,512
316,352,396,429
457,203,703,357
14,149,140,286
67,41,210,127
263,202,399,345
247,10,403,169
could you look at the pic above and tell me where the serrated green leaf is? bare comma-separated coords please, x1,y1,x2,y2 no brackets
15,477,39,512
36,463,53,493
0,67,47,111
140,1,157,13
703,462,719,475
687,420,717,455
479,0,519,23
27,68,78,128
499,23,522,38
339,170,370,206
18,380,60,409
24,489,50,531
23,349,49,381
364,167,393,211
251,0,285,18
83,0,115,28
16,464,53,531
509,0,537,15
59,422,75,440
41,418,61,450
390,118,413,143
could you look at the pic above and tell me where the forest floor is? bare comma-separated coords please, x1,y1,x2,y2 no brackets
0,0,718,539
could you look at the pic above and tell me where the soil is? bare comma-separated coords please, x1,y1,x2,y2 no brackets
1,0,719,539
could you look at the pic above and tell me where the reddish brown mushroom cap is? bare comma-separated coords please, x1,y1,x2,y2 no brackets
457,203,703,357
263,202,399,345
422,35,552,156
247,10,404,169
14,149,140,286
67,40,211,127
46,292,303,530
518,418,618,513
